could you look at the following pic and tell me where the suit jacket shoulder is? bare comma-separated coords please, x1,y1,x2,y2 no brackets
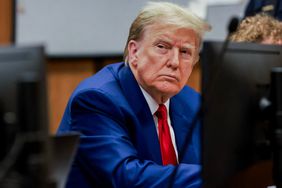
57,62,202,188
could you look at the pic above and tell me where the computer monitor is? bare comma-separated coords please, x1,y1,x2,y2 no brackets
201,41,282,188
0,45,51,187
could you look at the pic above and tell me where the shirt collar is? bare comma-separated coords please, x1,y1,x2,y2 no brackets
139,85,170,115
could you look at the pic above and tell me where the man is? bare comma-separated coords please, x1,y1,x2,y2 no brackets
58,2,210,187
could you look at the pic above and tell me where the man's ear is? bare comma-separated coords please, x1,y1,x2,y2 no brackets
193,54,200,66
128,40,139,66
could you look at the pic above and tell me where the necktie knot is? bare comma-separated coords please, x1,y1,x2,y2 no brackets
155,104,167,120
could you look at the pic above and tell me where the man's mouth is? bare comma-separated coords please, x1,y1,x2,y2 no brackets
160,74,179,81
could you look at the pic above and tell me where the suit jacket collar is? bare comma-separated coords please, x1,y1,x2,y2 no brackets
170,96,196,163
117,64,163,164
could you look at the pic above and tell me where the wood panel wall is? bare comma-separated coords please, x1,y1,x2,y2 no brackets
47,59,95,133
0,0,201,134
0,0,12,44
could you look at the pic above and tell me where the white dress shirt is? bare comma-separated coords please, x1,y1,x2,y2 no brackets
139,86,179,161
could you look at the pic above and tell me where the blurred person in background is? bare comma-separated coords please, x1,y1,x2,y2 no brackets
244,0,282,21
229,13,282,44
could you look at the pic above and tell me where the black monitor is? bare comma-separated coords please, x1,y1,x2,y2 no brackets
201,41,282,188
0,45,51,187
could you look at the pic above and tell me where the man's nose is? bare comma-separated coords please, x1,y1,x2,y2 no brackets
168,48,180,69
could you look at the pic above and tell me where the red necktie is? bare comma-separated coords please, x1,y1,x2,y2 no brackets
155,104,177,165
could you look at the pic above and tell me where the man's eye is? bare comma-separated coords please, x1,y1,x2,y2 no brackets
180,49,192,58
157,44,166,49
156,44,169,53
180,49,189,54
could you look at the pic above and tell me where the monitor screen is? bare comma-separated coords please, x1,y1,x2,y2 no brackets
201,41,282,188
0,45,50,186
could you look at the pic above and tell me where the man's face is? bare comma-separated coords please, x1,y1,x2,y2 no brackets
128,24,200,102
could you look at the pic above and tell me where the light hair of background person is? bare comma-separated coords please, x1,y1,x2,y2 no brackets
229,13,282,45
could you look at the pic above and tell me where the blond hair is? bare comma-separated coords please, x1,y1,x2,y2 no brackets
229,13,282,43
123,2,210,62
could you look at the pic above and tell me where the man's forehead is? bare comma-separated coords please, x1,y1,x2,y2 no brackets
145,23,195,33
144,25,199,45
146,24,198,36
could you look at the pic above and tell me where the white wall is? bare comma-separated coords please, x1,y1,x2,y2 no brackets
15,0,189,56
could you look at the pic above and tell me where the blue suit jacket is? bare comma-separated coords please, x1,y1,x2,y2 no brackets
58,62,202,188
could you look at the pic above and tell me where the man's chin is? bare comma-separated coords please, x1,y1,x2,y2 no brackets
157,86,180,96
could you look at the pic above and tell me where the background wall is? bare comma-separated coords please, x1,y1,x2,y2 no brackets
15,0,249,54
15,0,189,56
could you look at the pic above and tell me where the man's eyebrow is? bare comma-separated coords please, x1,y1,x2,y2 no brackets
154,38,172,44
182,43,195,49
154,36,196,49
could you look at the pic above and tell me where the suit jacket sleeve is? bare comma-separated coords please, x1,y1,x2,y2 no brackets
64,88,202,188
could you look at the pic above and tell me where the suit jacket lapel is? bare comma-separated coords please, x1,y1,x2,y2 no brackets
170,96,196,163
117,64,162,164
